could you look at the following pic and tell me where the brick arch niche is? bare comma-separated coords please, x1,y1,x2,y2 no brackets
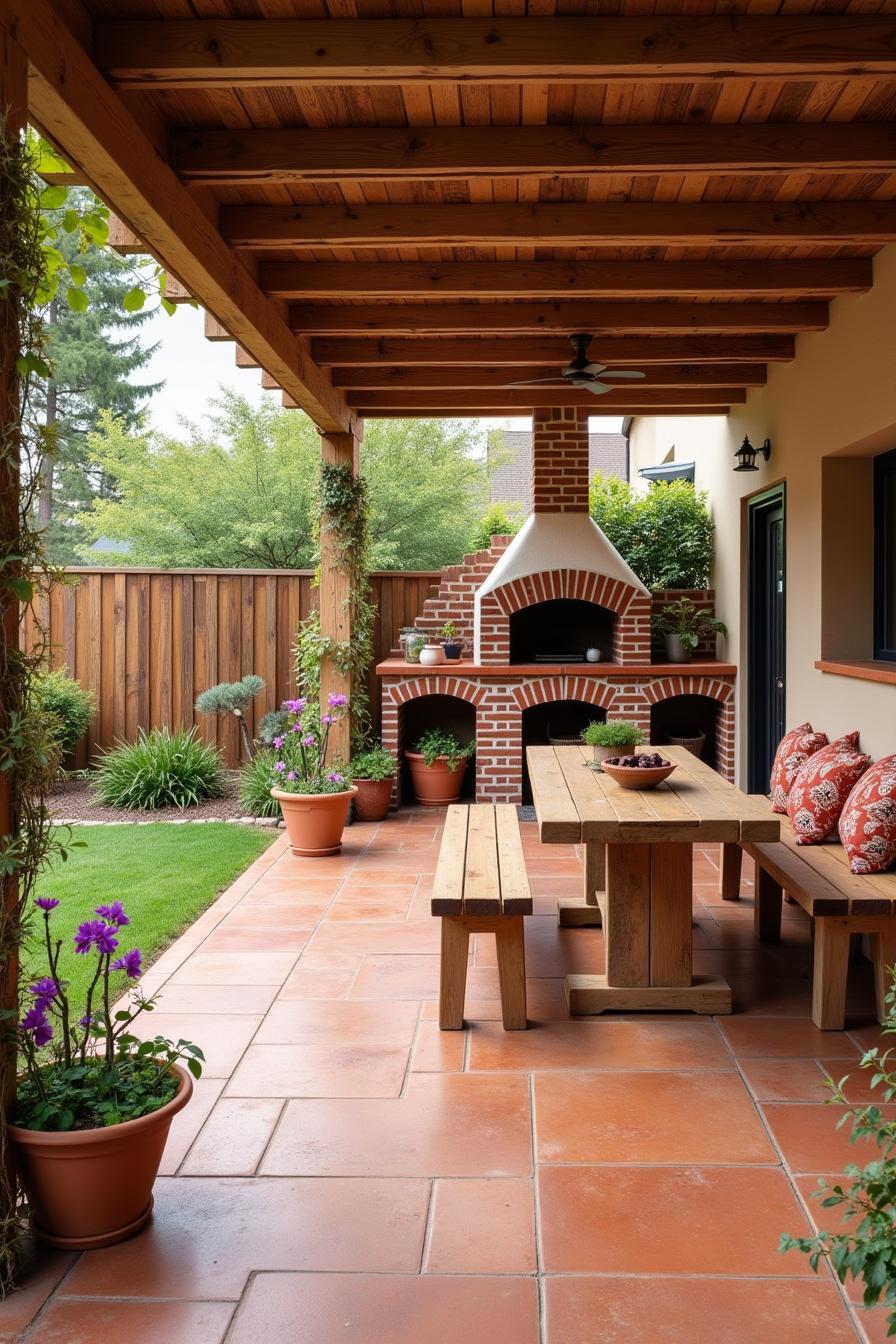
382,681,480,805
645,679,736,778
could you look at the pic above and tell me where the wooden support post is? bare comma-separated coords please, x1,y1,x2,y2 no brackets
812,920,851,1031
604,843,651,987
719,843,743,901
754,866,783,943
318,429,359,764
649,843,693,988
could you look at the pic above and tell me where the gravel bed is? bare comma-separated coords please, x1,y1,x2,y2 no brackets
49,773,281,827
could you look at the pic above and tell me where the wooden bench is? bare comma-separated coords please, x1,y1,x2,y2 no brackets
432,804,533,1031
726,821,896,1029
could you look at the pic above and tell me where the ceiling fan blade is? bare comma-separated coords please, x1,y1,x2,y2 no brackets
503,376,568,387
582,381,613,396
599,369,646,380
580,362,608,376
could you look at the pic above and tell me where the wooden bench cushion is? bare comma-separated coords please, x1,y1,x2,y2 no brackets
431,804,533,917
746,815,896,917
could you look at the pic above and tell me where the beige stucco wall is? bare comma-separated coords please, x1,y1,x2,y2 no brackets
629,243,896,785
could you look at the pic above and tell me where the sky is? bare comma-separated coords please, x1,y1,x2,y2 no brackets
139,302,625,441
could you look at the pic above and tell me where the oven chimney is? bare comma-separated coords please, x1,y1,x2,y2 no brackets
531,407,590,513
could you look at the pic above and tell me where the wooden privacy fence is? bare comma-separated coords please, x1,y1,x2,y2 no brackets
25,569,439,768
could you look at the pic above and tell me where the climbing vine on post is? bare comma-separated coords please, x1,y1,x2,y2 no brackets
294,457,374,747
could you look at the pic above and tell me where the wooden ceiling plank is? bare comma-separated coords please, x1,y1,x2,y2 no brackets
348,387,746,408
170,123,896,185
263,257,870,298
219,199,896,249
289,301,829,335
331,363,768,389
13,0,351,435
311,334,795,364
95,17,896,87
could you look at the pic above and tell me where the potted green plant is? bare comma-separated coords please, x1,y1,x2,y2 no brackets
406,728,475,806
350,744,397,822
441,622,464,661
652,596,727,664
268,693,357,856
8,897,204,1250
581,719,645,768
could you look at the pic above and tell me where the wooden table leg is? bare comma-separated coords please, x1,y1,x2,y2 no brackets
558,840,605,927
567,842,731,1016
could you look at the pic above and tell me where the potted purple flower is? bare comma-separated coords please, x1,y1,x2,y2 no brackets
8,896,204,1250
268,693,358,856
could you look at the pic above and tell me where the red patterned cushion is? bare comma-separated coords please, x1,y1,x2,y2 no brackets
839,756,896,873
769,723,829,813
787,737,870,844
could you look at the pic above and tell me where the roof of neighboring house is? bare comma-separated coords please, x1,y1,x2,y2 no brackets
488,430,628,512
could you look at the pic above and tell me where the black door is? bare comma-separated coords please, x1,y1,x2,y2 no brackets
747,487,786,794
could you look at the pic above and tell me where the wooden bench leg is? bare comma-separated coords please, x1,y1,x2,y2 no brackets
439,917,470,1030
871,927,896,1026
754,867,783,943
495,916,527,1031
812,920,851,1030
719,843,743,902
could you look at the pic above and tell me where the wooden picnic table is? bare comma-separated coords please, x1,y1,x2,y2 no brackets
527,744,780,1016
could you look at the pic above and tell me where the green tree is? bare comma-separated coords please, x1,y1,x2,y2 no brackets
589,473,715,590
81,399,490,571
468,502,522,554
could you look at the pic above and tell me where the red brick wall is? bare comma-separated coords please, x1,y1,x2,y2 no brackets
531,407,590,513
401,535,513,654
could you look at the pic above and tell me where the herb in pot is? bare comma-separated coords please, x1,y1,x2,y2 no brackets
651,596,727,658
581,720,645,750
350,745,397,782
415,728,476,773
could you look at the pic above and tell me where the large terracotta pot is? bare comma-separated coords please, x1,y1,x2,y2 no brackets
406,751,469,806
352,777,394,822
272,786,358,856
8,1065,192,1250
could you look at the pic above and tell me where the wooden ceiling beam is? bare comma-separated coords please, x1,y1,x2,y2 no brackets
290,302,827,336
95,17,896,87
263,259,868,300
12,0,352,435
358,405,732,419
350,387,744,409
221,199,896,249
312,335,795,365
331,364,767,390
172,123,896,185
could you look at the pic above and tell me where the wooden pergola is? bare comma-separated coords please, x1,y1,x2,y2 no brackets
2,0,896,761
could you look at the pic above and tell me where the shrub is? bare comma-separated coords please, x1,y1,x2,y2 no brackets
582,720,644,749
239,748,281,818
350,746,397,782
195,675,264,761
414,728,476,772
33,667,95,758
469,504,521,554
94,728,225,810
257,708,289,747
589,473,715,590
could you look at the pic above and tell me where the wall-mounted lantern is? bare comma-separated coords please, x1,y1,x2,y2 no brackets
733,436,772,472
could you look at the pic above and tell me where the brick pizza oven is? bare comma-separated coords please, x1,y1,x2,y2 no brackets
377,407,736,803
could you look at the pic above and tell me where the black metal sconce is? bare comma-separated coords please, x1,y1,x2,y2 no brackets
733,436,772,472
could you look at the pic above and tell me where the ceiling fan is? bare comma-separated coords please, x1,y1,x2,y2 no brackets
504,333,646,396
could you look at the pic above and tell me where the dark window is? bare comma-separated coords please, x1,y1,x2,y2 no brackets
875,447,896,661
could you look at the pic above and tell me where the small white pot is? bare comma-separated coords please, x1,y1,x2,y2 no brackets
419,643,446,667
585,648,602,663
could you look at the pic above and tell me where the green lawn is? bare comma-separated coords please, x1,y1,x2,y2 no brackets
27,823,276,1015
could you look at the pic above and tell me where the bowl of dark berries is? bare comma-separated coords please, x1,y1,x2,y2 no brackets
600,752,677,790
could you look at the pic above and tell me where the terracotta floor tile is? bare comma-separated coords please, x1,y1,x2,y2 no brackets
741,1056,881,1103
260,1074,532,1177
473,918,602,978
538,1166,814,1273
276,968,356,999
0,1244,73,1337
254,998,419,1046
419,978,571,1023
425,1178,536,1273
308,919,442,955
727,977,820,1017
143,983,279,1015
324,899,411,922
61,1177,429,1299
294,949,362,972
535,1071,775,1163
22,1299,235,1344
227,1272,539,1344
762,1102,896,1172
349,953,441,999
718,1017,859,1058
129,1013,261,1077
469,1018,732,1073
200,928,312,953
218,903,328,928
181,1098,285,1176
543,1276,855,1343
166,951,298,987
159,1076,226,1175
853,1308,895,1344
411,1021,466,1071
226,1041,410,1097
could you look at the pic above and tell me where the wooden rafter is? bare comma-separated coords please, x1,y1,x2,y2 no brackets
330,365,768,390
11,0,351,434
347,388,747,410
289,302,829,336
356,405,732,418
311,336,796,366
264,260,868,300
94,17,896,87
173,123,896,186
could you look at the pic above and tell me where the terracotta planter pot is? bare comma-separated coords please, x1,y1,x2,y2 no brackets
406,751,469,806
352,776,394,822
272,786,357,856
8,1065,192,1250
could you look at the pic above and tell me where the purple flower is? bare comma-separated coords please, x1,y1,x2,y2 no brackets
321,714,333,726
327,693,348,708
79,1014,93,1029
21,1005,52,1047
327,771,345,786
28,977,57,1006
302,734,315,747
286,771,297,781
284,697,307,714
272,735,285,750
96,901,129,927
291,723,303,734
74,919,119,956
111,948,143,979
35,897,59,913
274,760,286,774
